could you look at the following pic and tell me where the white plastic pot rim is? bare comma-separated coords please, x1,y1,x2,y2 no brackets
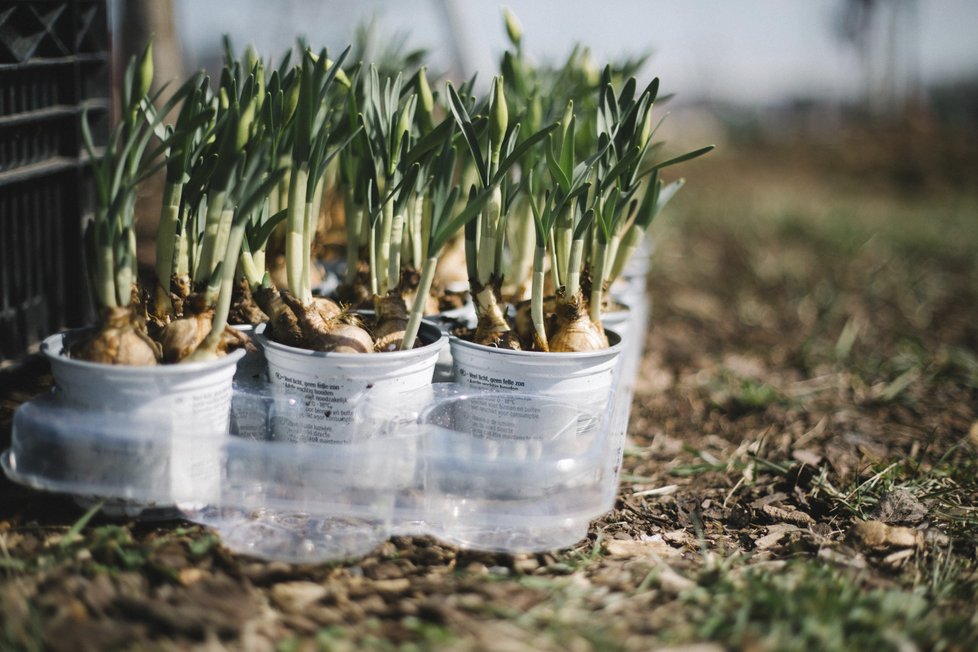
449,328,623,361
254,321,447,361
42,331,246,375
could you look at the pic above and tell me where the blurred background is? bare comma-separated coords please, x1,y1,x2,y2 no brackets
113,0,978,143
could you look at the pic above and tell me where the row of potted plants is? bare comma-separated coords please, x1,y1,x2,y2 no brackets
42,15,711,496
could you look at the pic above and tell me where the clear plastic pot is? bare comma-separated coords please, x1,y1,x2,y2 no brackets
183,388,409,563
4,381,618,561
356,384,612,552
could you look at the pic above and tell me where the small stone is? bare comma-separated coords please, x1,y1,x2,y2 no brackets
356,594,388,616
241,561,294,584
278,612,319,635
512,556,539,574
457,593,484,610
178,568,205,587
368,562,404,580
663,529,695,546
81,573,116,614
371,578,410,597
270,581,327,613
67,599,88,621
654,644,725,652
397,600,419,617
306,605,344,626
464,562,489,575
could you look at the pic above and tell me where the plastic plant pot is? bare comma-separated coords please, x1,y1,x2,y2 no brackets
427,300,477,382
180,386,410,562
230,324,268,440
43,331,244,419
4,391,231,511
4,381,624,560
230,324,266,389
356,383,612,552
180,425,410,563
39,331,244,511
256,320,447,443
600,303,651,507
451,328,622,422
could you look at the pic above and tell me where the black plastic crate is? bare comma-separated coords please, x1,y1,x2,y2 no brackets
0,0,108,364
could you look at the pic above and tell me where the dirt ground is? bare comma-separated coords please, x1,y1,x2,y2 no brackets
2,137,977,651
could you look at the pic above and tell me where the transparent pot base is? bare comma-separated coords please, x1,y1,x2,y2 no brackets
183,507,388,564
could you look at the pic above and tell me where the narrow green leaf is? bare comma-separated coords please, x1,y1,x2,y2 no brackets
559,114,575,180
641,145,715,176
642,77,660,104
404,116,454,167
236,169,287,229
655,178,685,213
60,500,103,549
573,207,596,240
546,134,570,193
80,109,108,207
446,82,488,187
491,122,557,184
432,184,494,254
600,146,641,192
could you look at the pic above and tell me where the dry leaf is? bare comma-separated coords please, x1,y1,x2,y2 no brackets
882,548,916,566
656,565,697,594
754,523,800,550
632,485,679,498
663,529,697,547
872,489,927,525
849,520,921,551
791,448,823,467
605,537,680,559
761,504,815,526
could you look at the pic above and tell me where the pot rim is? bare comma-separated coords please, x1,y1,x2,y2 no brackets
41,330,246,375
254,319,447,360
449,328,623,360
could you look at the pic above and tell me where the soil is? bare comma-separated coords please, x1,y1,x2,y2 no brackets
1,140,977,651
